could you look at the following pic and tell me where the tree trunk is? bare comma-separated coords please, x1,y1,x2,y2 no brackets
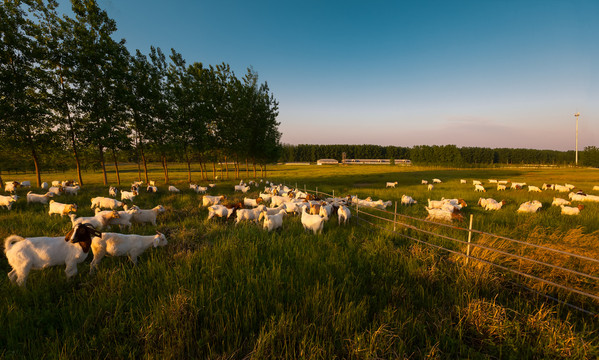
224,155,228,180
0,172,3,189
235,155,239,179
253,160,257,178
99,146,108,186
140,146,149,183
185,148,192,183
162,154,169,183
137,159,141,182
112,148,121,185
245,158,249,179
31,147,41,187
264,163,267,178
212,161,217,181
59,66,83,186
197,154,205,180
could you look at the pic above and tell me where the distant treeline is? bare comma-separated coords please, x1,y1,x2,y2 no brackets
280,144,599,167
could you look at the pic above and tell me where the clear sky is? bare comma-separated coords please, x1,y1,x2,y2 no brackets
61,0,598,150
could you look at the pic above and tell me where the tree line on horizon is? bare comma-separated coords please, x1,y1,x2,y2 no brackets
280,144,599,167
0,0,281,187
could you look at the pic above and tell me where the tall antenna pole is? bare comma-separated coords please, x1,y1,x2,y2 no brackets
575,112,580,165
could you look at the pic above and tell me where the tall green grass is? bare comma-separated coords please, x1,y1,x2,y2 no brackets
0,164,598,358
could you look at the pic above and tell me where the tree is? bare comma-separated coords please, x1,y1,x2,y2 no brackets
0,0,55,187
69,0,127,185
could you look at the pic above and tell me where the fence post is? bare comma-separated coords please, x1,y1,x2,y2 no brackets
355,196,359,224
316,187,318,198
466,214,474,264
393,201,397,232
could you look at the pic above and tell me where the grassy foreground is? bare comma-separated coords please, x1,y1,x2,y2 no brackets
1,164,598,359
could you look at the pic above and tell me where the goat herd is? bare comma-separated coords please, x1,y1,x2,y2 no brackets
390,177,599,222
2,175,597,288
0,178,358,288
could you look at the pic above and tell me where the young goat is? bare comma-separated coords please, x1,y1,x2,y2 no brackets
301,207,325,234
48,200,77,217
0,195,17,210
89,232,167,273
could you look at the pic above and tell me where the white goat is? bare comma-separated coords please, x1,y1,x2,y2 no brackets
41,182,49,189
120,190,138,201
202,195,225,207
386,181,398,188
109,186,118,197
244,197,264,208
4,224,101,286
497,184,506,191
4,181,19,193
474,184,486,192
485,200,506,211
89,232,167,273
488,179,497,184
91,197,123,210
168,185,180,193
424,207,463,222
207,205,235,220
235,205,266,225
48,200,77,217
554,185,569,193
511,182,527,189
552,198,571,206
261,210,287,232
48,186,63,196
64,185,80,196
301,207,325,234
318,203,334,220
528,185,542,193
401,195,417,205
561,204,584,215
337,205,351,225
0,195,17,210
478,198,498,208
70,211,120,230
234,185,250,193
432,178,442,183
472,180,482,186
125,205,166,226
421,180,428,185
106,207,141,230
593,185,599,191
517,200,542,213
460,179,467,184
427,184,434,191
146,185,158,193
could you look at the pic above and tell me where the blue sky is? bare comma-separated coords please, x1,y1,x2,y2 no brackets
63,0,598,150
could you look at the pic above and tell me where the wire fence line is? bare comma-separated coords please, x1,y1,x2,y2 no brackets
290,184,599,315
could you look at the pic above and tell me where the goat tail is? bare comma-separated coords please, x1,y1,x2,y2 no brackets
4,235,24,254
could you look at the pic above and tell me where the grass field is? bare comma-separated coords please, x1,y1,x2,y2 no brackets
1,164,598,358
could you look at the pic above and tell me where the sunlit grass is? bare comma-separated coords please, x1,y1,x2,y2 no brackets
0,164,598,358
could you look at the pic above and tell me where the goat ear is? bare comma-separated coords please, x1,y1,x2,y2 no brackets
153,236,160,248
64,228,75,242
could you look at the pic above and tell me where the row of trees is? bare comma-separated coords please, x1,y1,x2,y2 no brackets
280,144,592,167
0,0,281,187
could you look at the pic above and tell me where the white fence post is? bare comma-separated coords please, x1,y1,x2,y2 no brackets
355,196,359,224
393,201,397,232
466,214,474,264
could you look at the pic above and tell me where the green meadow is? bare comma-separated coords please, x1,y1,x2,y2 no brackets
1,164,598,359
